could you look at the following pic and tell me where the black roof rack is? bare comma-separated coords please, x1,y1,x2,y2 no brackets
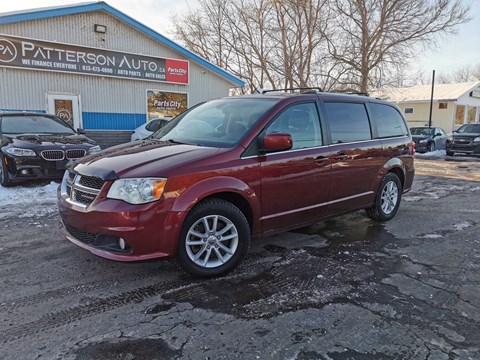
261,87,323,94
331,89,370,96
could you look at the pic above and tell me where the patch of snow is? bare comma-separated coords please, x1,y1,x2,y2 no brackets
453,221,473,231
422,234,443,239
415,150,446,158
0,182,58,219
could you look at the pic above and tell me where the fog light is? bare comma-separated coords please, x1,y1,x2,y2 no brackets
21,169,29,175
119,238,126,250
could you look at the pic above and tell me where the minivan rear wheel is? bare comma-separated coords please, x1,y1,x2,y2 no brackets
365,173,402,222
177,199,250,277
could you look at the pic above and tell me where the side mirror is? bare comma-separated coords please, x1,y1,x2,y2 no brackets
435,133,442,137
259,133,293,153
77,128,86,134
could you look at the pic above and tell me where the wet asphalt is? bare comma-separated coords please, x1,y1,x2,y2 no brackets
0,156,479,359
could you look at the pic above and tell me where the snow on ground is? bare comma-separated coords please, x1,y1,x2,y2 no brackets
0,181,58,219
0,152,478,219
414,150,446,158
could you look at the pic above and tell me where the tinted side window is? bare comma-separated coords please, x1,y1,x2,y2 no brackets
265,103,322,150
369,103,408,138
324,102,371,143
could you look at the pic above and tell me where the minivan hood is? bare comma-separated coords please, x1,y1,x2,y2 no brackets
72,139,222,179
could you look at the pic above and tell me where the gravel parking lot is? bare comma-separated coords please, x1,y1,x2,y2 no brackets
1,156,479,359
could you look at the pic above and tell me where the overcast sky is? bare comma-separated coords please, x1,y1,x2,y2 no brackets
1,0,479,79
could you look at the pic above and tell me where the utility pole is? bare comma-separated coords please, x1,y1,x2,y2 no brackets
428,70,435,128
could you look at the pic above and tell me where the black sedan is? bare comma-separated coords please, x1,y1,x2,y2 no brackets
0,112,100,187
446,123,480,156
410,126,448,153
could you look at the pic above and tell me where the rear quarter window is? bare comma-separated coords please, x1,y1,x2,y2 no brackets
323,102,371,143
369,103,408,138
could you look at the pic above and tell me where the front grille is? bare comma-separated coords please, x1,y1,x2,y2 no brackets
41,150,64,161
73,190,98,205
63,170,105,207
66,149,87,159
64,223,96,244
79,175,104,190
454,139,472,145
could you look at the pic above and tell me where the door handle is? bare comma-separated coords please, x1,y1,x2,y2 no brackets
314,156,330,164
333,154,349,161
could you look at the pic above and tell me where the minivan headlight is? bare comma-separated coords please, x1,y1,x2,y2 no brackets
474,137,480,143
5,147,36,157
107,178,167,204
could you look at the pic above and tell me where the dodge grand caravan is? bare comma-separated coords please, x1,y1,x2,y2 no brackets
57,89,415,277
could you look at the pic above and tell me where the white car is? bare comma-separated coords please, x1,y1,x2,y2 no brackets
131,118,171,141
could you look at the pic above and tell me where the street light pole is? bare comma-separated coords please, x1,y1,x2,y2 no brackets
428,70,435,128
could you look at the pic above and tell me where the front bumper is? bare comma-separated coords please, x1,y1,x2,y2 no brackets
57,188,181,261
2,154,68,182
446,142,480,155
413,141,429,153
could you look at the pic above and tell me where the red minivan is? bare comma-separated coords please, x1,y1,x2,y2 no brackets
57,90,414,277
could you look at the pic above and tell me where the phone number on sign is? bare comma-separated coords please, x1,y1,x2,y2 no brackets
81,65,114,74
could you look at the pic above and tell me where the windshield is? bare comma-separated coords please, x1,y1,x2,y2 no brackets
151,97,280,147
456,124,480,134
410,127,434,136
1,115,76,134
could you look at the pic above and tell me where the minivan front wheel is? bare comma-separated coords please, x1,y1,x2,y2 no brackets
177,199,251,277
365,173,402,222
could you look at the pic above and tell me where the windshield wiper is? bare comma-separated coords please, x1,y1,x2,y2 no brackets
165,139,204,147
165,139,189,145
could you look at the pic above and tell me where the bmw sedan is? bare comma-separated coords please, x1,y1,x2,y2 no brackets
0,112,101,187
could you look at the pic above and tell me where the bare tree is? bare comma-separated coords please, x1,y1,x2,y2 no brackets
326,0,470,92
171,0,470,93
451,64,480,82
432,63,480,84
171,0,333,92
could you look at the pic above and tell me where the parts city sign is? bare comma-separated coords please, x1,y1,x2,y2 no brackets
0,34,189,84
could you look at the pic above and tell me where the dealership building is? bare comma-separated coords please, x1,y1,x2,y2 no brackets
0,2,244,147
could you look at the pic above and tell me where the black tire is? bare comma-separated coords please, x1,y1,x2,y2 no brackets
177,199,251,277
365,173,402,222
446,150,454,156
428,142,435,152
0,156,13,187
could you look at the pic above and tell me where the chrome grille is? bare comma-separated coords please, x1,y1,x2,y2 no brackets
41,150,64,161
63,170,105,207
41,149,87,161
66,149,87,159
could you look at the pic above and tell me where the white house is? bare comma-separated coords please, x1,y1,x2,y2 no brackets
373,82,480,132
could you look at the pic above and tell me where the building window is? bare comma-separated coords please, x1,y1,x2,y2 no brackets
439,102,448,109
455,105,465,126
404,108,414,114
467,106,477,124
